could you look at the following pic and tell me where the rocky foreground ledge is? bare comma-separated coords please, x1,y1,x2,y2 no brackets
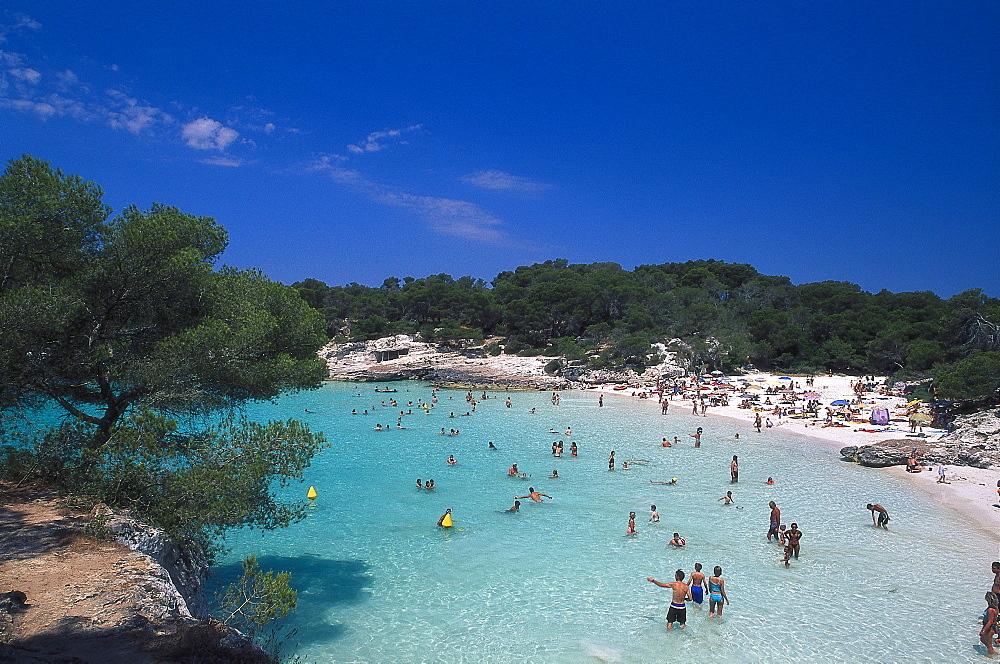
0,483,269,663
841,410,1000,469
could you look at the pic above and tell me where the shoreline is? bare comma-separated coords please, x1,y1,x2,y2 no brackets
578,377,1000,540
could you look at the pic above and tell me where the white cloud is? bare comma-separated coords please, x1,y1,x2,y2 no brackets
461,169,553,192
199,156,243,167
1,97,55,118
264,122,275,133
181,117,238,150
377,191,508,243
106,89,172,134
9,67,40,84
13,14,41,31
346,124,422,155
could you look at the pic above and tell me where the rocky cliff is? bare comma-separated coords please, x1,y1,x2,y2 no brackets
841,409,1000,469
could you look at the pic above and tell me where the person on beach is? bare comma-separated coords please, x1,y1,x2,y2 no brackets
768,501,781,541
731,455,739,483
937,464,948,484
707,567,729,617
786,523,802,559
507,500,521,512
649,505,660,522
718,490,734,505
599,394,603,407
626,511,637,534
991,562,1000,595
647,570,691,629
661,400,667,414
981,592,999,655
867,503,890,530
754,413,762,432
436,508,452,527
515,487,552,502
669,533,686,547
687,563,707,607
608,450,615,470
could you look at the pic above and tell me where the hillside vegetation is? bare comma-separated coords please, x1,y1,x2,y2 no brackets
293,260,1000,402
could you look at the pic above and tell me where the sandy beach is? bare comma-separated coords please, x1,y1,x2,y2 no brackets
583,374,1000,540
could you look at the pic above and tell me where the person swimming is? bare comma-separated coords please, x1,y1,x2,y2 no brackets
446,455,457,465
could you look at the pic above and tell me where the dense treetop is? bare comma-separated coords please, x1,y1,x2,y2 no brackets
293,259,1000,401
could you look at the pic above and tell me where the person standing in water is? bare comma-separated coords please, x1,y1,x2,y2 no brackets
570,441,578,457
608,450,615,470
718,491,734,505
647,570,691,630
649,505,660,523
436,508,452,527
786,523,802,559
707,566,729,618
687,563,707,608
731,455,739,483
867,503,890,530
768,501,781,541
626,511,637,534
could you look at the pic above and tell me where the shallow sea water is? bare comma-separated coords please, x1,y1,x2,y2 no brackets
211,382,995,663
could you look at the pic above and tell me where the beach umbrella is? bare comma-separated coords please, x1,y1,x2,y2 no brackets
908,413,932,422
830,399,850,406
710,370,723,375
745,384,762,390
778,376,792,380
906,399,921,407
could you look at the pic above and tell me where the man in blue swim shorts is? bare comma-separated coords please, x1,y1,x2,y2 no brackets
687,563,706,605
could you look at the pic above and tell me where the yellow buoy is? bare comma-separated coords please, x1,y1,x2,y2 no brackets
441,513,453,527
307,486,318,500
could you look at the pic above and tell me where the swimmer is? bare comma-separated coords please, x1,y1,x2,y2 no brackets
718,490,734,505
439,428,446,434
626,511,637,535
687,563,706,607
669,532,686,547
549,470,559,479
515,487,552,503
507,500,521,512
570,441,578,456
647,570,691,629
565,427,572,435
608,450,615,471
446,455,457,465
766,477,775,484
351,409,357,414
425,479,435,490
416,479,423,489
650,478,678,485
436,508,452,527
649,505,660,523
661,437,671,447
707,566,729,617
508,463,519,476
373,424,383,430
488,441,498,450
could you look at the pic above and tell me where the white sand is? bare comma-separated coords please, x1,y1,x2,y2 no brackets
581,374,1000,539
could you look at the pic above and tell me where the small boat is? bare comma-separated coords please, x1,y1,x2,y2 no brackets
374,388,398,393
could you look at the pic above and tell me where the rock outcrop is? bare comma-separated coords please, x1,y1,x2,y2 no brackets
320,334,689,389
841,409,1000,469
93,503,210,619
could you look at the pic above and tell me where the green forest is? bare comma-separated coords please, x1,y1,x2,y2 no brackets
293,260,1000,402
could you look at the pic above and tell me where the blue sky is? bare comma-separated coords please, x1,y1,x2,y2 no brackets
1,2,997,297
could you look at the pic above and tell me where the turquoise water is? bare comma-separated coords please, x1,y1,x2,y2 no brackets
212,382,995,663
